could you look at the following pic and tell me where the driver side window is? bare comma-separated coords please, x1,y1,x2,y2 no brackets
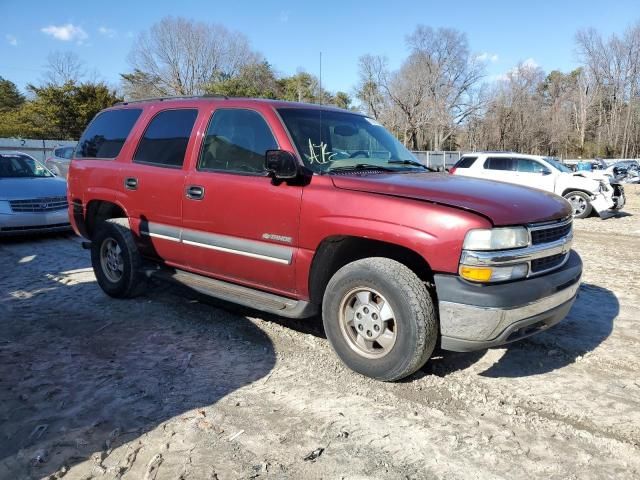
198,109,278,174
517,159,547,173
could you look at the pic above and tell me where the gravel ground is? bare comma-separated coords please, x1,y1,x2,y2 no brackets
1,185,639,480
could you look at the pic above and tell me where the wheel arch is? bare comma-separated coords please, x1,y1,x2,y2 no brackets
561,188,595,198
308,235,435,306
84,199,129,240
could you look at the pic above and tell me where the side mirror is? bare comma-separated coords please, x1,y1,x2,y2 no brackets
542,169,552,175
265,150,298,179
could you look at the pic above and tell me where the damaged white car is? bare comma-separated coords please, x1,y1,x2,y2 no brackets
450,152,625,218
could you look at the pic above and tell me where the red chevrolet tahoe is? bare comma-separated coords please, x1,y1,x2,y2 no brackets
68,97,582,381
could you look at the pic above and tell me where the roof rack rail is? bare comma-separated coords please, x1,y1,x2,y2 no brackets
116,94,231,106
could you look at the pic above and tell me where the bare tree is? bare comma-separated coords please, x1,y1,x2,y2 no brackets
355,55,388,119
123,16,261,98
356,26,485,150
405,26,485,150
44,51,86,85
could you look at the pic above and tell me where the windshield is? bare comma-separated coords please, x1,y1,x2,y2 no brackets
277,108,422,173
545,158,572,173
0,154,53,178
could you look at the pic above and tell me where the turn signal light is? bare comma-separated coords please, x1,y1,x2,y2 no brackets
459,266,493,282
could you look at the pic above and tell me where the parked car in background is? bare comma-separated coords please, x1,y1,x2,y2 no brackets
68,97,582,381
605,160,640,184
45,145,76,178
0,152,71,235
450,152,625,218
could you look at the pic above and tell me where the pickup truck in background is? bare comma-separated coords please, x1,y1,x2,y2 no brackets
450,152,625,218
68,97,582,381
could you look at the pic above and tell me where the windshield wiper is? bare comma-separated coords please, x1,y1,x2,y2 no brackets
387,159,436,172
328,164,395,173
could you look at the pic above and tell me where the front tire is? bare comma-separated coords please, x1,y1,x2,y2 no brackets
564,191,593,218
322,258,437,381
91,218,145,298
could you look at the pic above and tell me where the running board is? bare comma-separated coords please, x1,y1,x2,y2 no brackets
152,268,318,319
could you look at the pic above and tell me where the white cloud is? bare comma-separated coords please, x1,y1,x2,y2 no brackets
98,26,117,38
41,23,88,43
5,34,17,46
477,52,499,63
279,10,290,23
493,58,541,82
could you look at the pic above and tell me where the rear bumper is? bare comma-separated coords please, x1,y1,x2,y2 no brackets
436,250,582,351
0,209,71,236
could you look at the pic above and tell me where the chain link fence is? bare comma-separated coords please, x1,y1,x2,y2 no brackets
411,151,463,171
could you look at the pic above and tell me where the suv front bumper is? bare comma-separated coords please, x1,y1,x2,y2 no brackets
435,250,582,352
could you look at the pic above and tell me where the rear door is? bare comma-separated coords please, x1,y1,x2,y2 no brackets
123,108,199,267
481,156,517,183
181,106,302,295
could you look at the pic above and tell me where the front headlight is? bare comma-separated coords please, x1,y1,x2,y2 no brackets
0,201,12,214
463,227,529,251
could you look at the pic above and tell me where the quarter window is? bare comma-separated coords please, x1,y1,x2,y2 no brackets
484,157,516,171
75,109,142,159
198,109,278,173
454,156,478,169
134,109,198,168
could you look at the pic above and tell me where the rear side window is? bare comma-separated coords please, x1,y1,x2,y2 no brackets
453,156,477,169
198,109,278,173
484,157,516,171
75,109,142,159
134,109,198,168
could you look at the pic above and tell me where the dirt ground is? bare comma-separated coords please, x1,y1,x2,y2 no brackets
1,185,639,480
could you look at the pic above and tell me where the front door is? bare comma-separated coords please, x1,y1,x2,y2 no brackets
512,158,556,193
181,107,302,295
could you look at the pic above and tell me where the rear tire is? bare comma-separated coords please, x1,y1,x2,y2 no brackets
322,257,437,381
91,218,146,298
563,191,593,218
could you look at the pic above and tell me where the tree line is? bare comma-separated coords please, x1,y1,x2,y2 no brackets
1,16,638,159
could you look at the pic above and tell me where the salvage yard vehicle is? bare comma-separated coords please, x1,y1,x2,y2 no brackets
0,152,71,235
450,152,625,218
45,144,76,178
68,97,582,381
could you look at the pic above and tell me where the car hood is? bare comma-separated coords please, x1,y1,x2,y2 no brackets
331,172,571,226
0,177,67,200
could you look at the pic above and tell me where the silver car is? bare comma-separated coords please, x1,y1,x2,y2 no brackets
0,152,71,235
45,145,75,178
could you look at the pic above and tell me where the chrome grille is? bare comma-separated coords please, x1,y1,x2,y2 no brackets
526,217,573,276
9,196,68,212
531,253,568,273
531,222,572,244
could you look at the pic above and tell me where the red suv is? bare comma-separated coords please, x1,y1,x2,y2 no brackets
68,97,582,381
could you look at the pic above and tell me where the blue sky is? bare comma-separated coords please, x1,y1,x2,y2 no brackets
1,0,638,97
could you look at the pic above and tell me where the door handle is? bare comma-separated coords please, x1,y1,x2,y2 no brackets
185,185,205,200
124,177,138,190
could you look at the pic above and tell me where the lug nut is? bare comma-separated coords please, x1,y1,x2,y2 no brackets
356,313,361,319
363,307,369,314
366,330,372,337
358,324,363,331
373,325,380,332
372,313,378,320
